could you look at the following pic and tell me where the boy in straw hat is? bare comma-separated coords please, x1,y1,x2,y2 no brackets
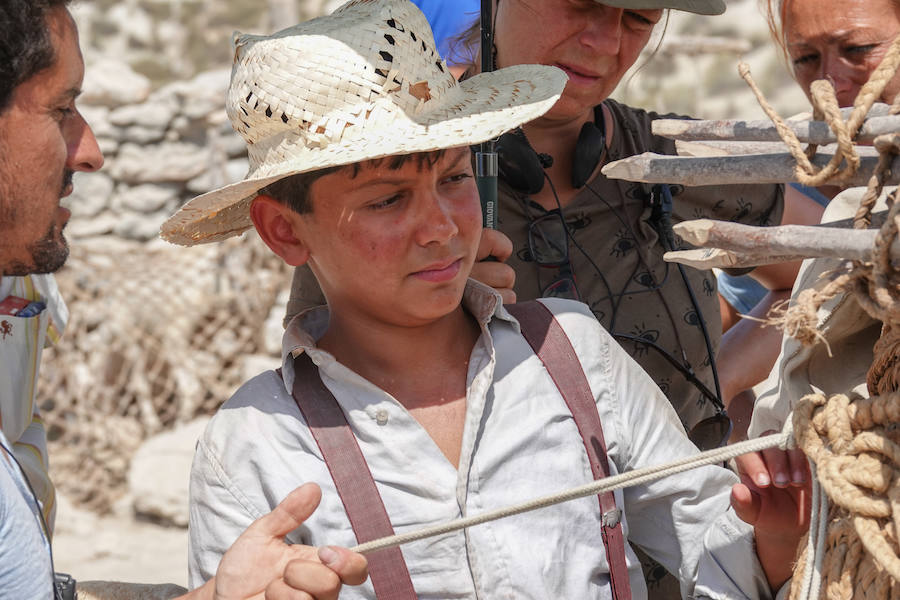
162,1,809,598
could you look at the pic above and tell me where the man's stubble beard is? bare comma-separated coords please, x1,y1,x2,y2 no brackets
0,169,74,276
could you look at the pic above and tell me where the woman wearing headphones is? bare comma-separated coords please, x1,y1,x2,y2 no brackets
465,0,799,448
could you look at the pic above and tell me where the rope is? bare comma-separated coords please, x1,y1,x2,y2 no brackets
350,430,793,554
737,32,900,188
789,392,900,599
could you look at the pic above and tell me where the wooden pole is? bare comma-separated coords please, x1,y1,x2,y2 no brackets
654,114,900,146
601,148,896,186
663,219,900,268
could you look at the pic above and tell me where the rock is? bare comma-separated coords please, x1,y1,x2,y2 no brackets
222,130,249,159
81,58,151,108
157,68,230,122
186,158,248,195
113,209,172,241
128,417,210,528
113,183,181,214
66,172,114,218
96,137,120,156
109,100,176,130
78,105,114,139
107,3,155,48
66,212,118,238
120,125,166,145
110,142,212,184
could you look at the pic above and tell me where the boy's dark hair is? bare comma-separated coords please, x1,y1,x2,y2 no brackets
259,150,449,214
0,0,72,112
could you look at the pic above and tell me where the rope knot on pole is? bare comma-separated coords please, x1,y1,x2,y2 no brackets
738,32,900,188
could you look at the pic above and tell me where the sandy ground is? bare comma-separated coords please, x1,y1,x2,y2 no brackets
52,493,189,588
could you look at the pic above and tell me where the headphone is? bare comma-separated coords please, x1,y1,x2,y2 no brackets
496,104,607,194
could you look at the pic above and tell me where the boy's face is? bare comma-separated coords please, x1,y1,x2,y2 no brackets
296,147,482,327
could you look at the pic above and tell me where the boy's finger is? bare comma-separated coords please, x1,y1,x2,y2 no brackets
477,228,514,262
249,482,322,540
470,260,516,293
317,546,369,586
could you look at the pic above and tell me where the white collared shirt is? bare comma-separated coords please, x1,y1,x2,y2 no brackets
189,281,775,599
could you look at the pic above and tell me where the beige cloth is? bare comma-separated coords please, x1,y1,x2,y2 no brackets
286,99,784,433
748,186,890,438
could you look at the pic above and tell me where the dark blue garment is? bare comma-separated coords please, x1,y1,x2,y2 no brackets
410,0,480,64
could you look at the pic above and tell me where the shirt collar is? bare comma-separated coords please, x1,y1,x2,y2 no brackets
279,278,521,391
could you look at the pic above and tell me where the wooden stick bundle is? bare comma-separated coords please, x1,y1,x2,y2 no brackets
663,219,900,269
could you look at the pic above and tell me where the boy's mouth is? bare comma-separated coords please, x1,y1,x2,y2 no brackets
412,258,463,283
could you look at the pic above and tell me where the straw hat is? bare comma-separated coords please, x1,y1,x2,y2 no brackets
160,0,567,246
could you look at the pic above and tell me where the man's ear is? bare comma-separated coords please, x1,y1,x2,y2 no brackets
250,195,311,266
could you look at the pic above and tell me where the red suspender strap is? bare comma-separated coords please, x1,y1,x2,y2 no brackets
287,354,417,600
505,301,633,600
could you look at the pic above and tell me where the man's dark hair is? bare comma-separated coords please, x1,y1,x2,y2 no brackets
259,150,448,214
0,0,72,112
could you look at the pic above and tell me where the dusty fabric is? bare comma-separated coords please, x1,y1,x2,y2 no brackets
192,281,775,600
0,274,67,532
748,186,890,438
286,99,784,434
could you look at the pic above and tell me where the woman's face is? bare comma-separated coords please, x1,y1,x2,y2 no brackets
494,0,662,121
784,0,900,107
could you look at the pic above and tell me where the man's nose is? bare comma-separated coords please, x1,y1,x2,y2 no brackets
66,111,104,172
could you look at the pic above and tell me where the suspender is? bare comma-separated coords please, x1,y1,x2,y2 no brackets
290,356,417,600
287,300,631,599
505,301,632,600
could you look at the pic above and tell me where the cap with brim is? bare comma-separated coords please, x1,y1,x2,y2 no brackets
160,0,567,246
596,0,725,15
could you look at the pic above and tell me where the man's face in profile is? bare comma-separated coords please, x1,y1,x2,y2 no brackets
0,6,102,276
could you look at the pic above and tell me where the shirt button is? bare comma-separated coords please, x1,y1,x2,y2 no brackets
375,409,389,426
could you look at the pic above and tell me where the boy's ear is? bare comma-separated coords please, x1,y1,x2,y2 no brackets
250,195,311,266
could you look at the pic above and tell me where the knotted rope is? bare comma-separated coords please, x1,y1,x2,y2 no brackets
738,31,900,188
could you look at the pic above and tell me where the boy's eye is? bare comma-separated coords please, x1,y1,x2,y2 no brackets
443,172,473,185
369,194,402,210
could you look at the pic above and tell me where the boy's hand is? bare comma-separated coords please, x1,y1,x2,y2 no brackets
731,438,811,591
472,228,517,303
187,483,368,600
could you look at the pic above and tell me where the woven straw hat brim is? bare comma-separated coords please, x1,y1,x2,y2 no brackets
595,0,725,14
161,64,567,246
